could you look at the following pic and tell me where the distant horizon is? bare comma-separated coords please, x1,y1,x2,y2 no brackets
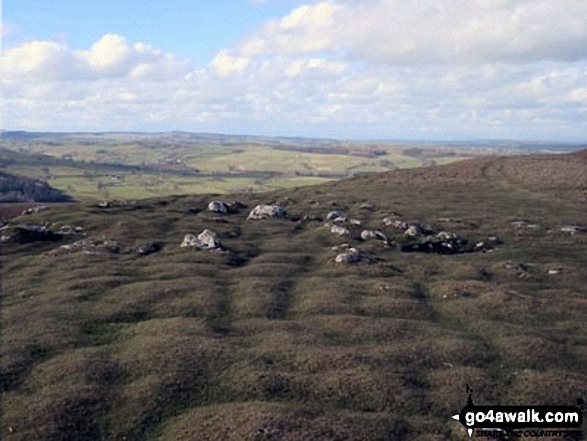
1,129,586,147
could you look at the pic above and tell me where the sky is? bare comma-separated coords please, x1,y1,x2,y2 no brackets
1,0,587,141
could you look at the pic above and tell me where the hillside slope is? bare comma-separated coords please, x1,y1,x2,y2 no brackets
1,152,586,440
0,170,73,203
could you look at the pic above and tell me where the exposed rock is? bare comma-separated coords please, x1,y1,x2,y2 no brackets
327,210,347,220
361,230,388,241
359,203,375,210
335,250,362,263
385,218,407,228
327,210,361,225
436,231,461,241
57,225,84,235
198,229,221,249
511,221,542,231
438,217,462,223
404,225,421,237
22,205,48,216
48,238,120,256
331,243,351,251
11,225,62,244
335,247,373,264
331,225,350,236
401,232,472,255
386,217,435,236
560,225,586,235
133,242,162,256
247,204,287,220
381,213,404,225
181,229,222,250
208,201,229,213
181,234,199,247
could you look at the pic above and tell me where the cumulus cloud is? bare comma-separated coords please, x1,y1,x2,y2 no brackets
0,34,190,81
1,2,587,140
237,0,587,65
210,50,250,76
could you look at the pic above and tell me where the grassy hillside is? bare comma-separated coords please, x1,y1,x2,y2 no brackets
1,151,586,440
0,133,516,201
0,170,73,203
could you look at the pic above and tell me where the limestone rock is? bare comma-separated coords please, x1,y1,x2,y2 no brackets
331,225,350,236
181,230,222,250
247,204,287,220
335,247,372,264
361,230,388,241
208,201,229,213
198,229,221,249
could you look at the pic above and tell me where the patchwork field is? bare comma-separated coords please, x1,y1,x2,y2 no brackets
0,132,523,202
1,151,585,440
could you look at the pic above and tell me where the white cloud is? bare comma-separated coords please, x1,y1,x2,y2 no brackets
237,0,587,65
210,49,250,76
1,2,587,141
0,34,190,81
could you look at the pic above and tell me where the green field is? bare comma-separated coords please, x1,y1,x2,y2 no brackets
0,133,493,201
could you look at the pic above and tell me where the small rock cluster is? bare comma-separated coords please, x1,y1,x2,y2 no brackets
21,205,48,216
47,238,120,256
383,217,435,236
334,245,373,264
208,200,246,214
401,231,469,254
6,225,62,244
181,229,223,250
560,225,586,235
327,211,361,225
57,225,84,235
360,229,390,245
330,225,350,236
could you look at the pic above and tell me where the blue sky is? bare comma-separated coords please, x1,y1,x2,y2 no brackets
1,0,587,141
3,1,306,66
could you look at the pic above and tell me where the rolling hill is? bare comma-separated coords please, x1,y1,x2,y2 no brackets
3,131,569,201
0,170,73,203
1,151,586,440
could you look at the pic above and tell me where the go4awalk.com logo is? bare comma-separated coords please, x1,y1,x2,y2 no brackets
451,387,585,439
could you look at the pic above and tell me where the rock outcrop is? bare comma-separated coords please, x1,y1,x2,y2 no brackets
48,238,120,256
208,201,229,213
247,204,287,220
360,230,388,241
335,247,373,264
181,229,222,250
330,225,350,236
9,225,62,244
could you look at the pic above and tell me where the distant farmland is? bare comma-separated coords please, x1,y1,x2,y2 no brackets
0,132,570,201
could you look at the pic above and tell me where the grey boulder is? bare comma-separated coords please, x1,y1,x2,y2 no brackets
247,204,287,220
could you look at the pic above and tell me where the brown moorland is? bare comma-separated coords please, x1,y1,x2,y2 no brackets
1,151,586,440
